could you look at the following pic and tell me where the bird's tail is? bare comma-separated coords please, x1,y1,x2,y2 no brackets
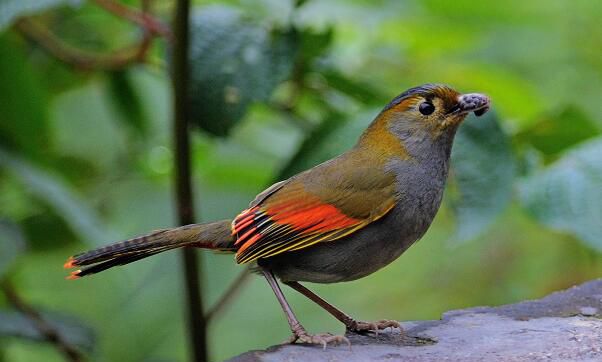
64,220,234,279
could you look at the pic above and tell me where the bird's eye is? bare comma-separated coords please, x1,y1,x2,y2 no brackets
418,102,435,115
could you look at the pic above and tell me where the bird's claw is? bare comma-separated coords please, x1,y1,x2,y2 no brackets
347,319,401,335
287,331,350,350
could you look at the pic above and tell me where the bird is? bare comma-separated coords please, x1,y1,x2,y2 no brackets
64,83,490,347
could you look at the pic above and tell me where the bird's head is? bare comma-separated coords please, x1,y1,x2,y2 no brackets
359,84,490,158
382,83,489,134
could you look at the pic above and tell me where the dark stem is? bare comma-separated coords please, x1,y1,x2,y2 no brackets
0,280,85,362
171,1,208,362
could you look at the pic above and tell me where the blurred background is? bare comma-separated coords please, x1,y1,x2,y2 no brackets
1,0,601,361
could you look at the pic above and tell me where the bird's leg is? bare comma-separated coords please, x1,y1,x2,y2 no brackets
261,268,349,349
284,281,401,335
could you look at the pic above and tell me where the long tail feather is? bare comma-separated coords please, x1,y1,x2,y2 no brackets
68,247,172,279
64,220,234,279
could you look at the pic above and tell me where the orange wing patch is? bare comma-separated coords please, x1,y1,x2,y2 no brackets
266,198,360,232
232,192,393,264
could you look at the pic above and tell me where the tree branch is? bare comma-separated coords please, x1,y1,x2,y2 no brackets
13,0,170,71
0,280,85,362
15,17,153,71
92,0,172,39
171,0,208,361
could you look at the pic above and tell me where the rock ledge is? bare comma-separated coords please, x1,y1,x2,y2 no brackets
229,279,602,362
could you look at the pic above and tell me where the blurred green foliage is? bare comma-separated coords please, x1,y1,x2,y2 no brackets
188,5,298,136
1,0,601,361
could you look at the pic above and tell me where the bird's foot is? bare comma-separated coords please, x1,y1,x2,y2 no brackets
286,330,350,350
347,319,401,335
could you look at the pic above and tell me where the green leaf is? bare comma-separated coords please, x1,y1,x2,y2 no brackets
188,6,298,136
0,0,81,30
0,34,49,161
519,136,602,251
516,106,600,157
448,111,516,242
0,310,94,352
0,220,26,277
0,149,114,246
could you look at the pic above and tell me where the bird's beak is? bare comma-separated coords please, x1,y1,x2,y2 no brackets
457,93,490,117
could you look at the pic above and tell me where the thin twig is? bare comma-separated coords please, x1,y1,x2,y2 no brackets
206,266,253,322
171,0,208,361
13,0,170,71
15,18,153,71
0,280,85,362
92,0,172,39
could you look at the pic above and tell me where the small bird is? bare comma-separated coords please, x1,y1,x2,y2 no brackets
64,84,490,347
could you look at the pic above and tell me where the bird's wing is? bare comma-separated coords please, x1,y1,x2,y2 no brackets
232,154,398,264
